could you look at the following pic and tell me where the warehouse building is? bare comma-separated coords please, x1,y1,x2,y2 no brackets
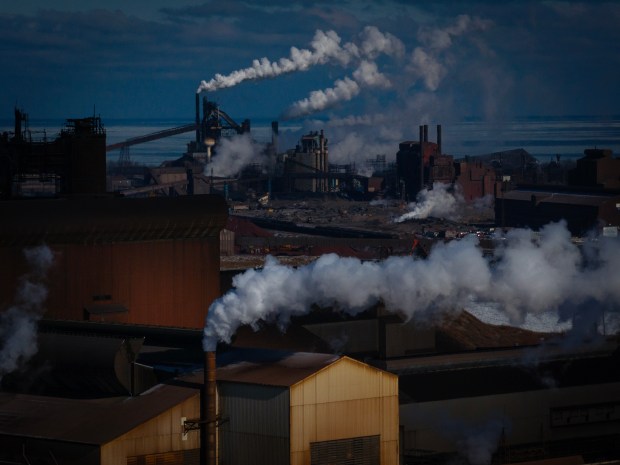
214,349,399,465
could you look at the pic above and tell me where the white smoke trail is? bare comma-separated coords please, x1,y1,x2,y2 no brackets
203,221,620,351
394,182,464,222
0,245,53,380
197,26,403,94
205,133,266,177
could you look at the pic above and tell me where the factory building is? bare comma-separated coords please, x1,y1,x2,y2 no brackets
0,194,227,329
0,109,107,199
214,350,399,465
495,148,620,234
281,130,329,193
0,364,203,465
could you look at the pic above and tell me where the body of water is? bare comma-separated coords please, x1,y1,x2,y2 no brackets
2,115,619,167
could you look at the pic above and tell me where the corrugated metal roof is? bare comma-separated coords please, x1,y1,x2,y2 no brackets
0,380,199,445
0,194,228,245
215,350,340,387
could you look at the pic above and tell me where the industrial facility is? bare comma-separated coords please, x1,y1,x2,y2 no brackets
1,99,620,465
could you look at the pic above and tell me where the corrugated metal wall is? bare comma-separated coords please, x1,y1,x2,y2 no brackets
289,358,399,465
101,395,201,465
400,381,620,458
39,238,220,329
218,382,290,465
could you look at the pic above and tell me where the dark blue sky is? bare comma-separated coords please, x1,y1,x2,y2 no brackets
1,1,618,127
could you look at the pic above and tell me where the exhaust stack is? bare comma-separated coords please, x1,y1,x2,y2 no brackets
202,351,217,465
437,124,442,155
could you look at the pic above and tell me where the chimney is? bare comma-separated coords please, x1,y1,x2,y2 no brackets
419,125,424,145
437,124,442,155
423,125,428,143
195,94,201,145
202,351,217,465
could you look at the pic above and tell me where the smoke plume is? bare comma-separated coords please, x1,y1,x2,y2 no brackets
203,221,620,351
197,26,403,94
205,133,266,177
0,245,53,380
394,182,464,222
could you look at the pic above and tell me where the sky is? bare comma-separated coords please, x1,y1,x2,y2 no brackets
1,1,619,160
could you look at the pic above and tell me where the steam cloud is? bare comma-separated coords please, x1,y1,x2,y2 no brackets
394,182,464,222
206,133,266,178
197,26,403,94
203,221,620,351
0,245,53,380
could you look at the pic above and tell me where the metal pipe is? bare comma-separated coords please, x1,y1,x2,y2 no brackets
437,124,442,155
419,125,423,145
423,124,428,143
204,351,217,465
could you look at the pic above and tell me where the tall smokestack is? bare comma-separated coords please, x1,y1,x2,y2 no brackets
423,124,428,143
195,94,201,145
437,124,442,155
419,125,424,146
202,351,217,465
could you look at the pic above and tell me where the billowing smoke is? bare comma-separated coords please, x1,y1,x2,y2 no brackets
284,60,392,118
206,133,266,177
0,245,53,380
394,182,464,222
203,221,620,351
408,14,493,91
197,26,403,94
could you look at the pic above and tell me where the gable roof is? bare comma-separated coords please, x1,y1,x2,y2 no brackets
215,350,340,387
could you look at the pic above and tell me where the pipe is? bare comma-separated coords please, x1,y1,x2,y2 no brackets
423,125,428,143
204,351,217,465
419,125,424,146
437,124,442,155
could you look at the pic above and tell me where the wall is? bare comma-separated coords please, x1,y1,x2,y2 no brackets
34,238,219,329
218,382,290,465
101,395,201,465
289,357,399,465
400,382,620,462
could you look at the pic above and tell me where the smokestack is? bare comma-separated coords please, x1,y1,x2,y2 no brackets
419,125,424,146
437,124,442,155
195,94,201,145
423,124,428,143
202,351,217,465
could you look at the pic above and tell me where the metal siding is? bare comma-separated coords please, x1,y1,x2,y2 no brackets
41,238,219,329
218,382,289,465
101,395,201,464
399,382,620,455
290,358,399,465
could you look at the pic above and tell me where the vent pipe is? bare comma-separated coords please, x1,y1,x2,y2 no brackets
202,351,217,465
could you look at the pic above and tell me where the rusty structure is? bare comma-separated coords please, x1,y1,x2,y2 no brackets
0,108,106,198
0,195,228,329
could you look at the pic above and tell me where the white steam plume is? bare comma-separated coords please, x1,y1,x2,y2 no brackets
408,14,492,91
197,26,403,94
394,182,464,222
0,245,53,380
205,133,265,178
203,221,620,351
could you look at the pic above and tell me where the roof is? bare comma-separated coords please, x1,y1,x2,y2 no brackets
0,194,228,245
215,350,341,387
501,190,619,207
0,380,200,445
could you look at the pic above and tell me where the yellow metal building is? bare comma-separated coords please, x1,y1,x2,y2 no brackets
215,351,399,465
